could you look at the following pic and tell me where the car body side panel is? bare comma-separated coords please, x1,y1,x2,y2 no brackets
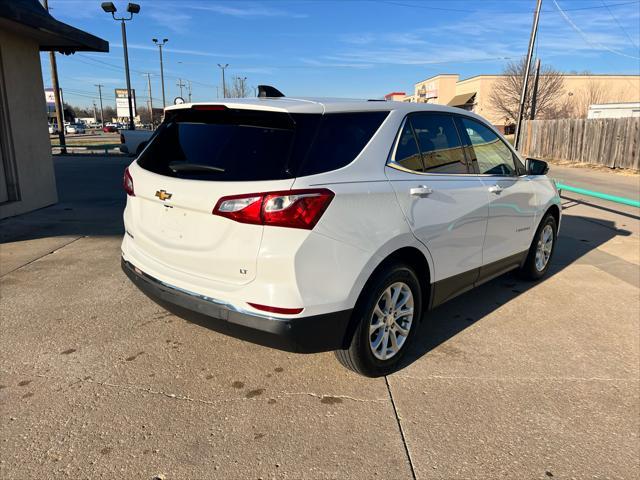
479,176,537,265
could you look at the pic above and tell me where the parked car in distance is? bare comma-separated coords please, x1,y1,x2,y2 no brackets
48,123,58,134
119,128,154,156
103,125,118,133
65,123,85,134
120,96,561,377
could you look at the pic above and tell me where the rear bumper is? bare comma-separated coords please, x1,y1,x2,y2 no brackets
121,258,353,353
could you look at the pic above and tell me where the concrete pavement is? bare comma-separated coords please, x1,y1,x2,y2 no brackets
1,156,638,479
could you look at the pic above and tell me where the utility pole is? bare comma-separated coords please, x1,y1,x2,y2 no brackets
145,73,153,126
152,38,168,108
514,0,543,151
187,80,192,103
530,58,542,120
217,64,229,98
94,84,104,126
176,78,186,99
92,100,97,123
44,0,66,153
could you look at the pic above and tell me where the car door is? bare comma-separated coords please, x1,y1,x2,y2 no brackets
458,117,536,273
385,112,490,306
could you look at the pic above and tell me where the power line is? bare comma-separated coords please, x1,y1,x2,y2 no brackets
552,0,640,60
600,0,640,49
382,0,640,12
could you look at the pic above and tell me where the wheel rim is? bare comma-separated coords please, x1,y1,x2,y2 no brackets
369,282,414,361
535,224,554,271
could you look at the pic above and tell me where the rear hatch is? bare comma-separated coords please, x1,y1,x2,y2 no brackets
127,105,319,286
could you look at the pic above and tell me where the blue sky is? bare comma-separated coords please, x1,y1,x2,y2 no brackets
41,0,640,108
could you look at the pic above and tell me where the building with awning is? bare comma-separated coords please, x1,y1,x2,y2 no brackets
447,92,476,110
405,73,640,133
0,0,108,219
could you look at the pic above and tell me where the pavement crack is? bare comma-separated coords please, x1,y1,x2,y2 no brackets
0,236,85,278
385,376,417,480
394,374,640,383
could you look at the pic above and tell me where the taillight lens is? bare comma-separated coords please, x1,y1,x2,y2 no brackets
213,189,334,230
123,167,135,196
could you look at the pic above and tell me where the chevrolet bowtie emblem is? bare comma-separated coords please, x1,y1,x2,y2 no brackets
155,190,172,201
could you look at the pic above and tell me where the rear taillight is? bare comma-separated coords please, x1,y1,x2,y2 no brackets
213,189,334,230
123,167,135,196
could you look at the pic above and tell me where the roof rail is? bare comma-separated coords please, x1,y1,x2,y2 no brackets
257,85,285,98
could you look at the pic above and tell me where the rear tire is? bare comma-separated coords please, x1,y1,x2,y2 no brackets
519,213,557,280
335,263,422,377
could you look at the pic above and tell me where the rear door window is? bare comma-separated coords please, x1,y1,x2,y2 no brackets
409,113,469,174
391,113,469,174
393,121,424,172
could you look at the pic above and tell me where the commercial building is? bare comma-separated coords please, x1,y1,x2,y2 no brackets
384,92,407,101
0,0,108,219
402,73,640,131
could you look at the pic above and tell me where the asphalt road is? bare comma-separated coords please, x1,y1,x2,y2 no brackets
1,156,638,479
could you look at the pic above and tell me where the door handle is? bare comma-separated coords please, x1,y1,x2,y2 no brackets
409,185,433,197
488,185,503,194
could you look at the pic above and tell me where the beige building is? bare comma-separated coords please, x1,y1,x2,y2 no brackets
404,73,640,131
0,0,107,219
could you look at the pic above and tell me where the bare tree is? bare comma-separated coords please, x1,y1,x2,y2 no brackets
489,57,567,123
569,81,609,118
228,76,250,98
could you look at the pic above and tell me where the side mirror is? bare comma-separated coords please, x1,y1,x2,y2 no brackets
526,158,549,176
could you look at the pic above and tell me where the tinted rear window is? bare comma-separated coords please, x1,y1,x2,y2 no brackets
298,112,389,176
137,108,388,181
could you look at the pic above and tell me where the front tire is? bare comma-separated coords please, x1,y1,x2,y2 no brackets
519,213,557,280
335,263,422,377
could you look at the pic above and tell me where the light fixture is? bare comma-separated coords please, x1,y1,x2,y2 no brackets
101,2,116,13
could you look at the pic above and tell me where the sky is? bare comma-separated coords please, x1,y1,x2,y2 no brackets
41,0,640,109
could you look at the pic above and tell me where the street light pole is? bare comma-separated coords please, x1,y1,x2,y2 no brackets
152,38,168,108
95,84,105,126
217,64,229,98
102,2,141,131
120,19,135,130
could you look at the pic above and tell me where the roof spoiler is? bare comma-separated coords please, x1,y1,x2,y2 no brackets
257,85,285,98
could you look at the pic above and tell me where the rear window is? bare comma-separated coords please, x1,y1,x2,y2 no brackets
137,107,388,181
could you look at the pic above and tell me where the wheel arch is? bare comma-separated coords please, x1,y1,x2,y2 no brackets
340,244,432,349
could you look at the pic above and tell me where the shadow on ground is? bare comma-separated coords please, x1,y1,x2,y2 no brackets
400,212,632,370
0,155,130,243
2,156,633,376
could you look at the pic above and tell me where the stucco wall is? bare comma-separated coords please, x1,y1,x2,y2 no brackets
0,29,57,219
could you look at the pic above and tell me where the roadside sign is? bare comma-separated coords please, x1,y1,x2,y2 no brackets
115,88,137,118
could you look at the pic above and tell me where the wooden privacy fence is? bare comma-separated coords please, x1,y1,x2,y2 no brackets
518,117,640,171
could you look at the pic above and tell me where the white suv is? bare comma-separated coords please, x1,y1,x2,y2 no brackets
121,96,561,376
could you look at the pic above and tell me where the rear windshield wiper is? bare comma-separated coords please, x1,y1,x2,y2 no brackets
169,163,225,173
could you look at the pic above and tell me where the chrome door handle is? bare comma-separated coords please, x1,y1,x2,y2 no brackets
409,185,433,197
488,185,503,194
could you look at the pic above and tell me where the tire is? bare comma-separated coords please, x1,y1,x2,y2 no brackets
335,263,422,377
519,213,557,280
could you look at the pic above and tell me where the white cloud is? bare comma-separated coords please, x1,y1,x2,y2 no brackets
185,2,308,19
